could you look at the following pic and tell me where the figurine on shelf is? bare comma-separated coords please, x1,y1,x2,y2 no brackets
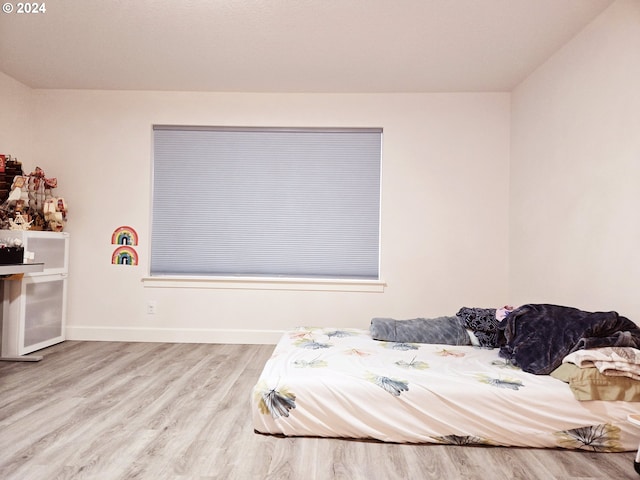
8,212,33,230
43,197,67,232
0,164,68,231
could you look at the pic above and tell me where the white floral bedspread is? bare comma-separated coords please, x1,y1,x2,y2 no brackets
251,327,640,451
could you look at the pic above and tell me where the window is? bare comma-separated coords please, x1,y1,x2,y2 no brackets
151,126,382,280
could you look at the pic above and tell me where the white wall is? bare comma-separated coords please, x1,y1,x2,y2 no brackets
18,90,509,343
4,0,637,343
0,72,34,164
510,0,640,319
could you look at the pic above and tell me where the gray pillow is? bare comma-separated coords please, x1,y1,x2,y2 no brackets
370,316,471,345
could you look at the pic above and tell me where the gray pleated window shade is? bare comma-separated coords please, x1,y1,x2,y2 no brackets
151,126,382,279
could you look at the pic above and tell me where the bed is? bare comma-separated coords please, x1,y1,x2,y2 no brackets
252,305,640,452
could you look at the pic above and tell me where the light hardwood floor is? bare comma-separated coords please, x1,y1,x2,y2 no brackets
0,340,637,480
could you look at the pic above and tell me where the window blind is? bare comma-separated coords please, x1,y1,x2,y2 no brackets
151,126,381,279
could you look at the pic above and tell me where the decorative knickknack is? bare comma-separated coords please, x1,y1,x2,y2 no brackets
0,155,68,231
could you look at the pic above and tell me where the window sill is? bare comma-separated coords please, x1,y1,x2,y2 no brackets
141,276,386,293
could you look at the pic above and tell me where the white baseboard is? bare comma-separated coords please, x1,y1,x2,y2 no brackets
65,326,284,345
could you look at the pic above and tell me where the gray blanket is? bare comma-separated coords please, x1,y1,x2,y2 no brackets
499,303,640,374
370,316,471,345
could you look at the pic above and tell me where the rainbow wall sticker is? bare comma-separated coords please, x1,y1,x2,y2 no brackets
111,225,139,246
112,245,138,266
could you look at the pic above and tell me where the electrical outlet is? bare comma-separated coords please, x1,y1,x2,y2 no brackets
146,300,157,315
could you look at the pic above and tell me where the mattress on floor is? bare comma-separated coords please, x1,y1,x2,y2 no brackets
251,327,640,451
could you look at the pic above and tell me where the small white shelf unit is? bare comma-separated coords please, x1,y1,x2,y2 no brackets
0,231,69,360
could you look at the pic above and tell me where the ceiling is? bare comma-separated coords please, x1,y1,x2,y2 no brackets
0,0,614,93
